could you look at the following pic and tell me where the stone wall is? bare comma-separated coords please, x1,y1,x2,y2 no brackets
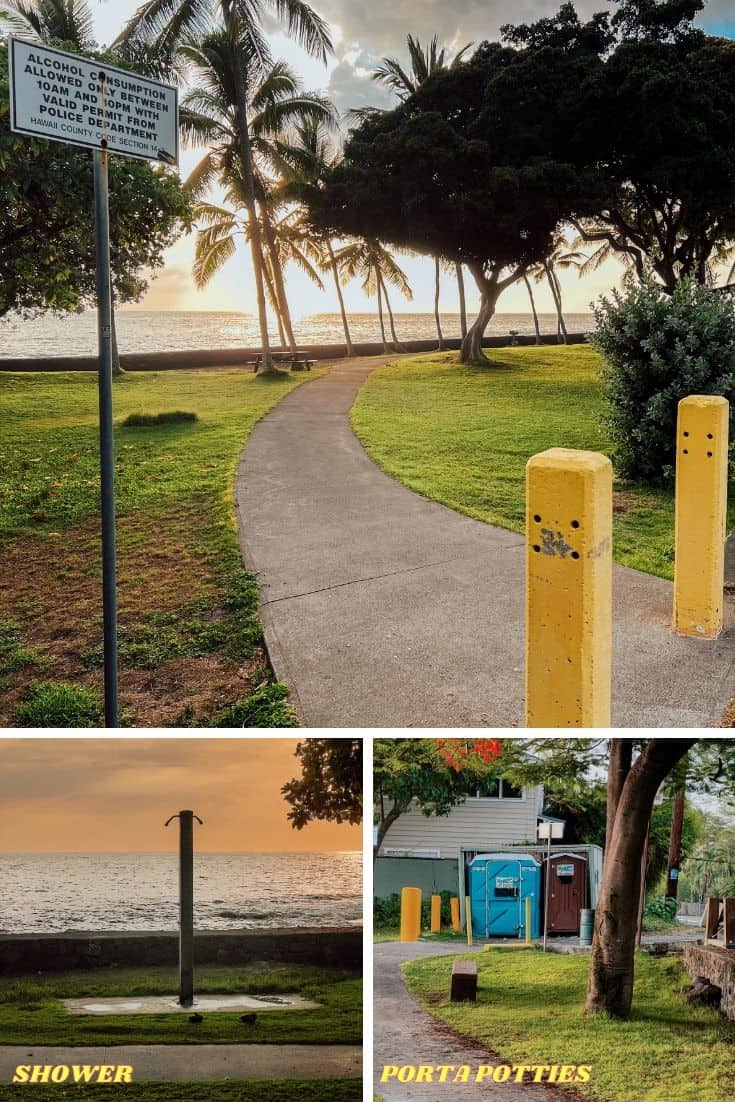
0,927,361,976
0,333,588,373
683,943,735,1019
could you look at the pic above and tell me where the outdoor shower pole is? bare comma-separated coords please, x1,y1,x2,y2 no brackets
165,810,203,1007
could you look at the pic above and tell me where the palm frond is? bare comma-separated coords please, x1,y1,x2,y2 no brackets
193,229,237,289
265,0,332,62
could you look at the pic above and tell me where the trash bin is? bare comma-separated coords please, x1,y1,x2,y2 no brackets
579,908,595,946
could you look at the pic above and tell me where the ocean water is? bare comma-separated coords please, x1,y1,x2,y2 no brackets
0,852,362,933
0,310,594,358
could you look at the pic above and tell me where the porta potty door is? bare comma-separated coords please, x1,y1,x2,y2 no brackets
545,854,588,933
470,857,538,938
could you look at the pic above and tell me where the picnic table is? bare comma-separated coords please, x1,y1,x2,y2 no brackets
251,350,313,372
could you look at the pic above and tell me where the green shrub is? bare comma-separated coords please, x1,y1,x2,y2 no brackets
591,279,735,483
122,411,198,427
644,895,678,921
14,681,103,727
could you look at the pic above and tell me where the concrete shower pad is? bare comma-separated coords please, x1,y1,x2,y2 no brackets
62,994,320,1015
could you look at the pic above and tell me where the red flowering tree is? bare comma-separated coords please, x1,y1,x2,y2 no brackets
374,738,506,857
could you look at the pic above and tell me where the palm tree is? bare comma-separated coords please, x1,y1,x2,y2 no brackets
0,0,95,45
179,31,334,352
528,241,585,344
372,34,472,350
335,240,412,353
272,119,356,356
192,197,324,345
115,0,332,374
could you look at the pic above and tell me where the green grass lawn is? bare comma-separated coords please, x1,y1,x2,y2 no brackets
0,963,360,1046
403,947,733,1102
0,1082,361,1101
351,347,735,579
0,367,317,726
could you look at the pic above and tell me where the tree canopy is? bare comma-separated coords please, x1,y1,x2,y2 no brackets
0,42,192,319
282,738,362,828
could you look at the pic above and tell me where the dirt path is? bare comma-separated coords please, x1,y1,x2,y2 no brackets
235,354,735,727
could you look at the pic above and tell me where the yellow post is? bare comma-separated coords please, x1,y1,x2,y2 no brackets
465,895,473,947
430,894,441,934
450,896,460,933
673,396,729,638
526,448,613,727
399,886,422,942
525,896,532,946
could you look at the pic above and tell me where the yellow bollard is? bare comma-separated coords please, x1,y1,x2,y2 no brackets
450,896,461,933
526,448,613,727
673,396,729,638
466,895,473,947
399,886,422,942
525,896,532,946
430,894,441,934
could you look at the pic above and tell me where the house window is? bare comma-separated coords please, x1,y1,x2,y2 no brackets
473,777,523,799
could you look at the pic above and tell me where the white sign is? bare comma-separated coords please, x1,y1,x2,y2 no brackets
8,37,178,164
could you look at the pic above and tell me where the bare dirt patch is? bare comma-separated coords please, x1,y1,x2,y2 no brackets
0,501,266,726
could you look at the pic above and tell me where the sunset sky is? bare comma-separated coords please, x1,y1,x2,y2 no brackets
79,1,735,319
0,739,362,852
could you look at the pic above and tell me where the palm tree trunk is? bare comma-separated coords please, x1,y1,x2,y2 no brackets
379,273,401,350
260,202,296,352
456,262,467,341
523,274,541,344
545,262,567,345
261,259,285,346
552,267,568,343
434,257,444,351
375,276,389,353
225,14,274,374
327,239,354,356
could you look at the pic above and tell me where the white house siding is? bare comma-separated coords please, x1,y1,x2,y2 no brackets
381,786,545,861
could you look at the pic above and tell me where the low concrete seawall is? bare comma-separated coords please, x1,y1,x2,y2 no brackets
0,927,361,975
683,943,735,1018
0,333,588,372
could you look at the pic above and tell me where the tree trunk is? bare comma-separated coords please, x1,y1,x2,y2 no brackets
434,257,444,351
459,266,500,364
261,259,286,346
605,740,633,860
260,203,296,352
110,290,124,376
545,262,567,344
456,262,468,341
665,790,686,900
375,277,389,353
380,275,402,350
327,239,354,356
585,739,697,1019
374,800,403,862
553,267,568,343
226,21,274,374
523,274,541,345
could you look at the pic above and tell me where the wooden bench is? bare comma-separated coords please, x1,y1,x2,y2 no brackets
450,960,478,1002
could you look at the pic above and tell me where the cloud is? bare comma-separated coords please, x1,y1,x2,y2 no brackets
0,740,361,853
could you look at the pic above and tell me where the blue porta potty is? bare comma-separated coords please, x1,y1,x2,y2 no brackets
469,853,542,939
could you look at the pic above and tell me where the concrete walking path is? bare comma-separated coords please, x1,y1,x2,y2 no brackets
236,356,735,727
0,1044,361,1082
374,941,571,1101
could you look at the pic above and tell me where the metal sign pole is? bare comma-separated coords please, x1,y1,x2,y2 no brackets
93,138,119,729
